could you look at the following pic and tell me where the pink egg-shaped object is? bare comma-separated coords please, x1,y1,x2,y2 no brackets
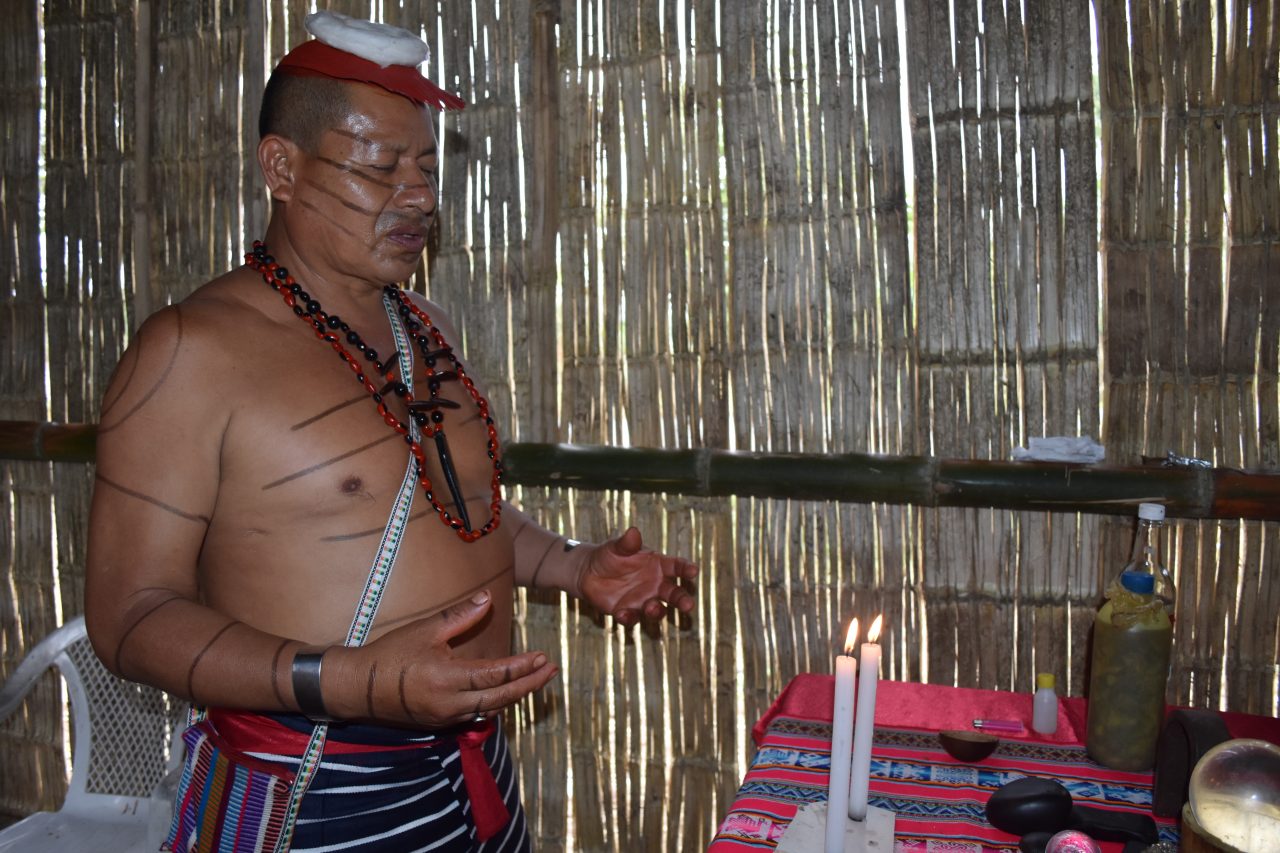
1045,830,1101,853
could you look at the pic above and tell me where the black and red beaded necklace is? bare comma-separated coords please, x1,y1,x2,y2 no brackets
246,241,502,542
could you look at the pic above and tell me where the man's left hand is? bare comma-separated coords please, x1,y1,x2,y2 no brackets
578,527,698,626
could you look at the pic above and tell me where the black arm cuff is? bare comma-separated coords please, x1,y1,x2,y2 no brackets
291,650,336,723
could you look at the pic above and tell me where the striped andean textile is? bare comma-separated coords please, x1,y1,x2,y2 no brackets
191,707,531,853
710,676,1280,853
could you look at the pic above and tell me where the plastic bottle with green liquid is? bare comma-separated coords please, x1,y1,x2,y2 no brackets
1086,504,1174,770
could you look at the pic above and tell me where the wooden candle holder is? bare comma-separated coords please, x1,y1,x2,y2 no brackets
1179,803,1245,853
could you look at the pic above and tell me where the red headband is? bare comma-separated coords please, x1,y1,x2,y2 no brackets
275,40,465,111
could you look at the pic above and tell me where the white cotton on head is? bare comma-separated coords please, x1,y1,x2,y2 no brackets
304,10,430,68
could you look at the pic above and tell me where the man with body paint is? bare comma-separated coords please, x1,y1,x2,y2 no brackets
84,12,697,852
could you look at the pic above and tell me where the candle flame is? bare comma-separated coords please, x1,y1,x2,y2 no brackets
843,618,859,655
867,614,883,643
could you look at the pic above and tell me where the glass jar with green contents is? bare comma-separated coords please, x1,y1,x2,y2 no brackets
1086,570,1172,770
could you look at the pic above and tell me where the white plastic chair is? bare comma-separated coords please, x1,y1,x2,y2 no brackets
0,616,184,852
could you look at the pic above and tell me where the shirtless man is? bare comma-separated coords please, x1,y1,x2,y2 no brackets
84,13,696,852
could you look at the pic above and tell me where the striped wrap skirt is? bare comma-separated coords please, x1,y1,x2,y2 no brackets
192,707,532,853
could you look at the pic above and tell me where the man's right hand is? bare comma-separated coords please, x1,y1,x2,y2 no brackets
329,590,558,727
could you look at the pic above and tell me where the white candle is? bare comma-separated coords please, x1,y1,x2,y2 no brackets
848,614,883,821
824,618,859,853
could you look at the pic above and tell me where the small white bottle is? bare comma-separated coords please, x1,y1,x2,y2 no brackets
1032,673,1058,735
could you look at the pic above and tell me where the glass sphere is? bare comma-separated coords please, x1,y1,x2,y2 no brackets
1046,829,1101,853
1188,738,1280,853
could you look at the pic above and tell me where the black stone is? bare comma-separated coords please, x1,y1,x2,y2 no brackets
985,777,1072,837
1018,832,1053,853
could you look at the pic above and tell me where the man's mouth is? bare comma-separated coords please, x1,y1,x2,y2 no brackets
386,226,427,252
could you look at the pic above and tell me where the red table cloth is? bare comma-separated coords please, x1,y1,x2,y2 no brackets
709,675,1279,852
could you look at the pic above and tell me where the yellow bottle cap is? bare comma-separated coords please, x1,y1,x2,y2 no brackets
1036,673,1055,689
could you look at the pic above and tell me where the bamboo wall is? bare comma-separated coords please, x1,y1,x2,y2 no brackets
2,0,61,822
1097,0,1280,711
2,0,1277,847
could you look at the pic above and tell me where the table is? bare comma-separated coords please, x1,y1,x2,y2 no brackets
709,675,1280,852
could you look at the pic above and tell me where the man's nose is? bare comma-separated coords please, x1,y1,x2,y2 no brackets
395,177,437,216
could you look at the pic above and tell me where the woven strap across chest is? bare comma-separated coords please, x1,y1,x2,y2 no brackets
273,291,422,851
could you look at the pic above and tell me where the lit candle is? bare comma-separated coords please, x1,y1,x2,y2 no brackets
824,618,859,853
848,614,883,821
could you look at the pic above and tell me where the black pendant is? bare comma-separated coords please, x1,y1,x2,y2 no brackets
433,431,472,532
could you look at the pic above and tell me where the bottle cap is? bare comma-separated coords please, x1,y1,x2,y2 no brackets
1138,503,1166,521
1036,673,1055,690
1121,570,1155,594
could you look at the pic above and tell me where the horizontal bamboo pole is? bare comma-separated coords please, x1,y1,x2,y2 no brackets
3,421,1278,520
504,444,1280,520
0,420,99,464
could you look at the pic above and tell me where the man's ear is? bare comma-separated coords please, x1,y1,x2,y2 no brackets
259,135,301,202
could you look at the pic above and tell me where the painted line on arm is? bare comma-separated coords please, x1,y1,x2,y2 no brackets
99,309,183,433
96,474,211,525
528,537,564,588
186,620,242,702
270,639,291,708
366,661,379,719
397,669,420,725
112,593,184,674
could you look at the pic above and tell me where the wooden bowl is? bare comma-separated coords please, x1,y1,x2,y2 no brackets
1180,802,1244,853
938,729,1000,762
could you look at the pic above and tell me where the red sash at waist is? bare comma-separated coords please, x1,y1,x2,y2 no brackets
205,708,510,841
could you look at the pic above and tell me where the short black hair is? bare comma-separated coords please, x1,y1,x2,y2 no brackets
258,72,352,152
